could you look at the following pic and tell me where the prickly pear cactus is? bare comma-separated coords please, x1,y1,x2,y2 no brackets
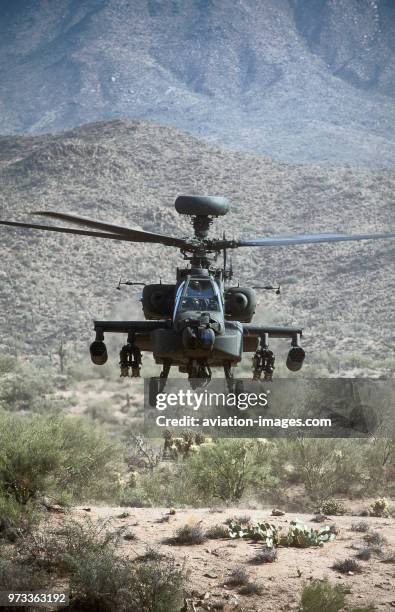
228,520,336,548
279,521,336,548
228,522,280,547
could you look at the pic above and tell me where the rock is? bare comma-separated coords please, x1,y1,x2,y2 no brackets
204,572,218,579
271,509,285,516
169,508,176,515
82,507,91,512
311,513,328,522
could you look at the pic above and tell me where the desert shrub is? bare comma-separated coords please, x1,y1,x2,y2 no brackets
351,521,369,533
178,439,277,503
0,355,17,375
362,439,394,493
0,553,50,611
16,518,118,575
238,582,262,596
332,558,362,574
349,607,376,612
363,531,386,546
0,493,39,539
0,413,123,530
355,548,372,561
127,556,185,612
0,413,66,516
369,498,390,518
205,524,228,539
320,499,346,516
119,492,150,508
132,464,193,507
300,578,347,612
66,358,116,383
135,546,166,563
134,439,277,506
0,358,56,412
225,566,249,586
292,439,365,503
169,523,206,546
250,546,278,564
85,399,119,424
225,514,251,525
272,438,393,499
16,518,184,611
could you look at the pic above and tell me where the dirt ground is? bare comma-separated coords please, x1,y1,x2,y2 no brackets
64,505,395,612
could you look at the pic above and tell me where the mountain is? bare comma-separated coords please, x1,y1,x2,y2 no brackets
0,0,395,166
0,119,393,375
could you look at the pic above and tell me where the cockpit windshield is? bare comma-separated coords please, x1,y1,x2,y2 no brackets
175,279,221,313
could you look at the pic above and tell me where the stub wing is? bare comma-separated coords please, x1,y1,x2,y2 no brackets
242,325,302,340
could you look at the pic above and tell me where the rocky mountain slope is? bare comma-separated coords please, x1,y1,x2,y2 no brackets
0,120,393,375
0,0,395,166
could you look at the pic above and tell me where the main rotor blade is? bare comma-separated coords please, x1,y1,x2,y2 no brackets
0,219,152,242
33,211,189,248
232,231,395,248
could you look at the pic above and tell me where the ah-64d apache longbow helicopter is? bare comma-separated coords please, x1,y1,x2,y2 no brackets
1,195,394,389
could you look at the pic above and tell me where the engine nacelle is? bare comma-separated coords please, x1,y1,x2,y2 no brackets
142,284,176,319
225,287,256,323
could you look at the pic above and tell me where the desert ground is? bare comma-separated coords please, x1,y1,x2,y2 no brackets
40,504,394,612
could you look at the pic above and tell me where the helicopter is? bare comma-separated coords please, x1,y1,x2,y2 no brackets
1,194,394,388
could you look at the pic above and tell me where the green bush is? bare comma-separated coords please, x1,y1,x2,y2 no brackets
292,439,365,503
320,499,346,516
127,556,185,612
169,523,206,546
300,578,347,612
0,553,50,612
205,524,229,539
128,438,392,508
369,498,390,518
16,518,185,612
177,439,277,503
0,412,123,530
0,493,39,539
0,358,56,412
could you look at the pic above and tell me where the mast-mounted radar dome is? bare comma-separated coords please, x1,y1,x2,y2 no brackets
175,195,229,217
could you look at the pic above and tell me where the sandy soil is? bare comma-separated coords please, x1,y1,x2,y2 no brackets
66,506,394,611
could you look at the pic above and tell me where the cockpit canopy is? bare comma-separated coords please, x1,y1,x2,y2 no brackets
174,277,222,316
